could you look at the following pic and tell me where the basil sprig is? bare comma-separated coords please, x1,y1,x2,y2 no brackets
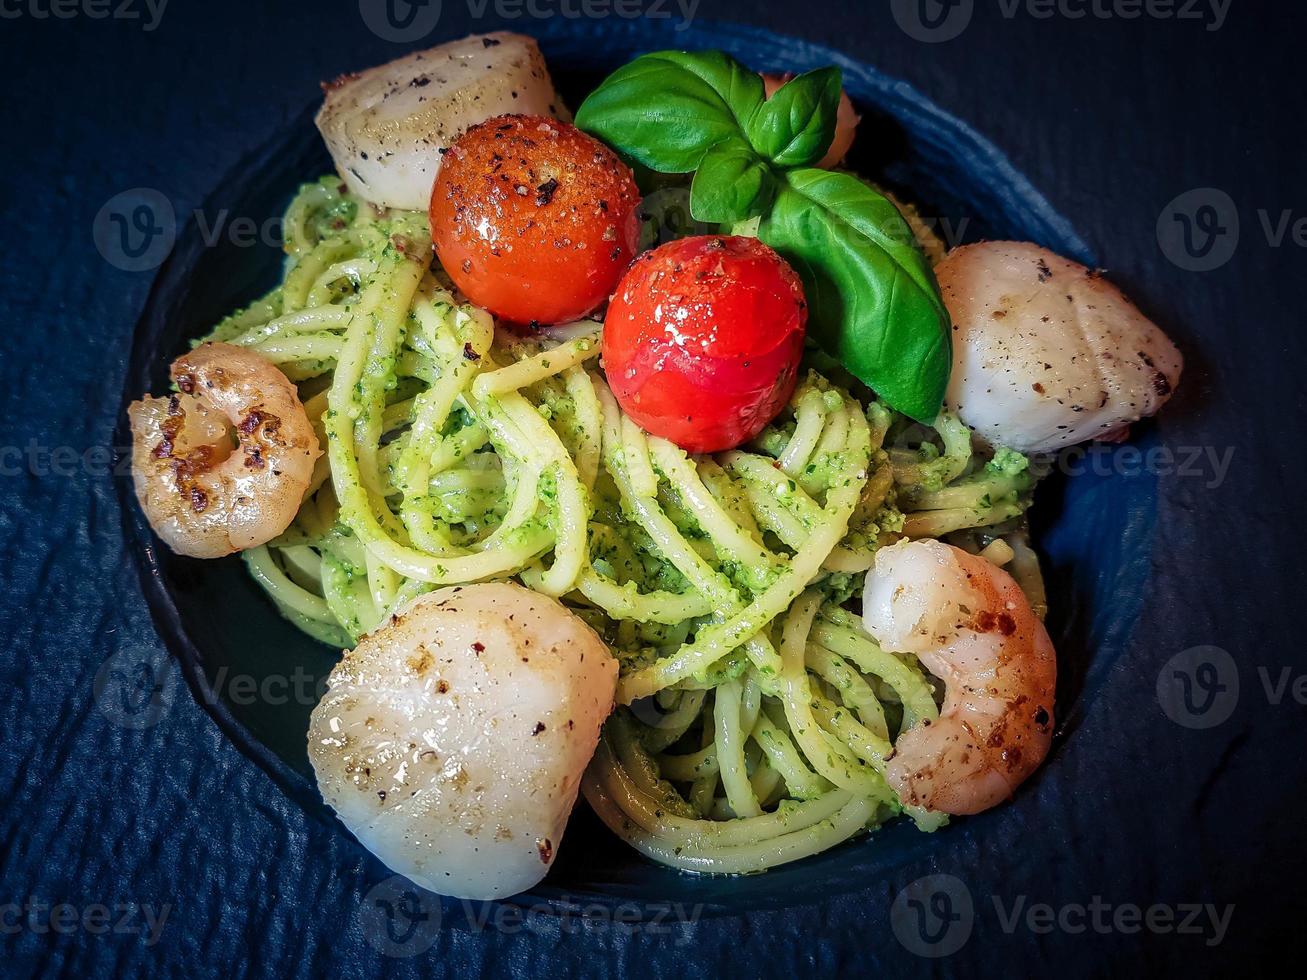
759,170,950,420
745,67,842,168
689,137,775,224
575,50,952,422
573,50,765,173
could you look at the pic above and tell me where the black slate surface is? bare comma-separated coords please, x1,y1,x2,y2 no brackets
1,1,1303,976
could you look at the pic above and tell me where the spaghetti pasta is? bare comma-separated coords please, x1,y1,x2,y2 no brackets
211,176,1042,873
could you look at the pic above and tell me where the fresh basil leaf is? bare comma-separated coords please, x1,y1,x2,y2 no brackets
757,169,951,421
689,139,775,224
746,67,842,168
574,50,765,174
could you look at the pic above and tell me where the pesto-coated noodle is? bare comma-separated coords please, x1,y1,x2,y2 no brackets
210,177,1044,874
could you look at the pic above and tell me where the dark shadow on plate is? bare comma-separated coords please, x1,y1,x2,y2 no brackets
116,19,1156,915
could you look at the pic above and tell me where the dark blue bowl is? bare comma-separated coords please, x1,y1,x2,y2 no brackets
117,18,1157,917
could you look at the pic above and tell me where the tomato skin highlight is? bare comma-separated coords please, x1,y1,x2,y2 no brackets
603,235,808,454
430,114,641,326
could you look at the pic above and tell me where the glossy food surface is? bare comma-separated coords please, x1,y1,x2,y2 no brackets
431,113,641,325
603,235,807,453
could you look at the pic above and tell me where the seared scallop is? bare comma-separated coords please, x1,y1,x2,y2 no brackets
939,241,1183,453
307,582,617,900
316,32,568,211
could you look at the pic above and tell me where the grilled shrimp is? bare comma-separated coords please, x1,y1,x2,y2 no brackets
863,539,1056,815
128,342,319,559
307,583,618,901
940,242,1183,454
316,32,567,211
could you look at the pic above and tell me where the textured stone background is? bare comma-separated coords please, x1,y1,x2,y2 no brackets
1,1,1301,976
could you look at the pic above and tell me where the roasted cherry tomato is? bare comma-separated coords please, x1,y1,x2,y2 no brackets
603,235,807,454
431,114,641,326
